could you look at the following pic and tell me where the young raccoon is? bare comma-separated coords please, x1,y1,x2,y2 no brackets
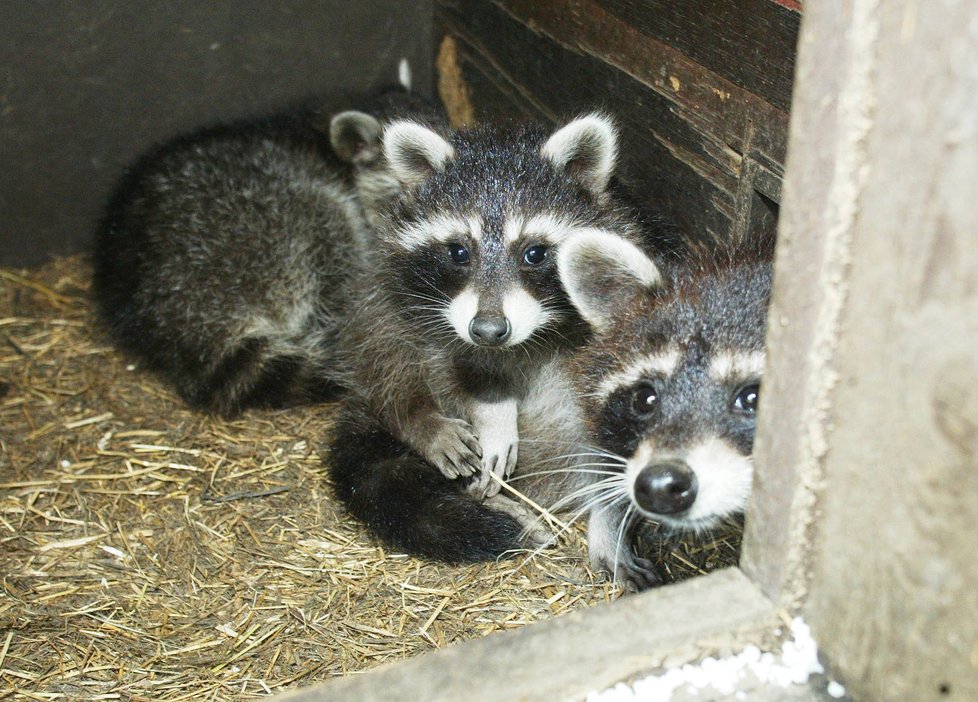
328,114,650,559
556,229,774,589
93,89,439,414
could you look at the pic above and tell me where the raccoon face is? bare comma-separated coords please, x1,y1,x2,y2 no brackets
560,230,772,530
380,114,630,350
594,343,763,529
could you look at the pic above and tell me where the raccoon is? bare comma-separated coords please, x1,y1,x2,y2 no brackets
93,88,441,414
555,229,774,589
330,223,770,587
327,114,652,559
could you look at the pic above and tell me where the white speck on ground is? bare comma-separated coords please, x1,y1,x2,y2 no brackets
827,680,847,698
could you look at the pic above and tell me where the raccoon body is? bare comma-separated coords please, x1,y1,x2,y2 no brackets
93,88,441,414
556,229,774,589
333,218,771,583
328,115,651,559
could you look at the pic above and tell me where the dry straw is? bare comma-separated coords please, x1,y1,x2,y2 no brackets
0,257,741,701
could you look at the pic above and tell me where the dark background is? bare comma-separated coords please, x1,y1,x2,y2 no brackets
0,1,433,267
1,0,800,268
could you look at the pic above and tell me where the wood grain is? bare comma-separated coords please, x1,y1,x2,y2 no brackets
744,0,978,699
436,0,795,243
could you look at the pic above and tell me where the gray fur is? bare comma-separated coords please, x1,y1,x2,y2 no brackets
550,230,774,589
333,115,644,496
93,89,440,414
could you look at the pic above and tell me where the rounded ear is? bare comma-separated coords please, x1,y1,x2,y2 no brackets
541,113,618,198
383,120,455,187
558,229,662,333
330,111,383,165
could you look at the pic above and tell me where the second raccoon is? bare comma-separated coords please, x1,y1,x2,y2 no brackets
93,89,435,414
328,114,651,555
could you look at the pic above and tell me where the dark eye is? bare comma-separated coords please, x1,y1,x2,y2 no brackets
732,383,760,415
448,244,469,265
631,383,659,417
522,245,548,266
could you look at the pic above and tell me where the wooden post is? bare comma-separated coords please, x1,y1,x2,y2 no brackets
742,0,978,699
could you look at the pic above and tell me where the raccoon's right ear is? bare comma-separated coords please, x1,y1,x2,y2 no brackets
541,113,618,199
558,230,663,333
383,121,455,188
330,111,384,166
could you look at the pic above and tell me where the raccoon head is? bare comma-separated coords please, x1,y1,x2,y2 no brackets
560,230,772,530
328,110,403,226
379,114,636,350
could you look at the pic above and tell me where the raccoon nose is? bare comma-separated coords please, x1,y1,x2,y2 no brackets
634,460,698,515
469,316,511,346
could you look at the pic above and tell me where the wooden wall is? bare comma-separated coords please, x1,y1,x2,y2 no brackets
0,1,434,267
434,0,801,243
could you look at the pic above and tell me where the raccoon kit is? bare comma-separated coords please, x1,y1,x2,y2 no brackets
556,230,774,589
93,89,437,414
328,114,651,559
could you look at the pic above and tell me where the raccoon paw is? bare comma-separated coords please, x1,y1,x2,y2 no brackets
467,440,518,499
426,417,483,480
591,551,665,593
484,495,554,550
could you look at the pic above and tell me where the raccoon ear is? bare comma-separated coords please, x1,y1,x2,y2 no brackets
541,114,618,197
329,111,383,166
383,120,455,187
558,230,663,333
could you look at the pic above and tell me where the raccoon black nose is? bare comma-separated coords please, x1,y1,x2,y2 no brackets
469,316,511,346
634,460,698,515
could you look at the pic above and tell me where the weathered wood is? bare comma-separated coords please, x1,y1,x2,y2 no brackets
436,0,794,244
271,569,777,702
494,0,791,163
0,1,434,267
437,35,533,126
744,0,978,699
595,0,801,112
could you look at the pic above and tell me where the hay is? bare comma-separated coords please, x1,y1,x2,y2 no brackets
0,256,741,700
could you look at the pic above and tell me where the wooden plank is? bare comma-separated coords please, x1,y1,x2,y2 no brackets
0,0,434,267
437,0,795,241
744,0,978,699
438,0,744,241
271,569,777,702
595,0,801,112
494,0,790,165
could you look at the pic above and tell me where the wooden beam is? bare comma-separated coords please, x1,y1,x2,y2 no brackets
743,0,978,699
272,569,777,702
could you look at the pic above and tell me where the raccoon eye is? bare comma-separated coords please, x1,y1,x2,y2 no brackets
448,244,470,265
732,383,760,415
631,383,659,417
521,245,548,266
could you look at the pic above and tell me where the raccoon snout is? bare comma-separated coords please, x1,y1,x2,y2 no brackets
634,460,698,515
469,316,511,347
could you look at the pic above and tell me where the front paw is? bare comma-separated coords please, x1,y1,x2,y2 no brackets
425,417,482,479
591,551,665,593
484,495,554,550
467,440,518,498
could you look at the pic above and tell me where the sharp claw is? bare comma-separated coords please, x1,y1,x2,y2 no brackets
504,447,517,478
439,455,459,479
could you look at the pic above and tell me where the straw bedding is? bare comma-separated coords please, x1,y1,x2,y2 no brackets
0,256,740,700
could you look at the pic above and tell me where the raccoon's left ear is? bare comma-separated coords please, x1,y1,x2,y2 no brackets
558,230,662,333
329,111,383,166
541,113,618,199
383,121,455,188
